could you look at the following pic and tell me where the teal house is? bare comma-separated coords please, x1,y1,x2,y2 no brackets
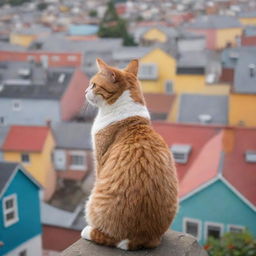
170,128,256,244
0,162,42,256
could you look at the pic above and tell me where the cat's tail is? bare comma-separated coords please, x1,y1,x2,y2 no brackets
81,226,160,251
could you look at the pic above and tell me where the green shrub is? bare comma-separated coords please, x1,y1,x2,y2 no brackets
205,231,256,256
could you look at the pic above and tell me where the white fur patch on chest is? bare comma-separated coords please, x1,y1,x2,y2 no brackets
91,90,150,137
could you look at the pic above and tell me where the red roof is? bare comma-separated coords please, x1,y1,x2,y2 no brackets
2,126,50,152
152,122,219,181
179,131,223,197
144,93,176,114
223,128,256,206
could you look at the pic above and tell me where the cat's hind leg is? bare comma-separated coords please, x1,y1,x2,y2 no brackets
81,226,118,247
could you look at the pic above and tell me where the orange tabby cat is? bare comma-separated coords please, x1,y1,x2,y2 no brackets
81,58,178,250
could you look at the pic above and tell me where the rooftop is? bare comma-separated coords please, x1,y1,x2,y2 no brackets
2,126,50,152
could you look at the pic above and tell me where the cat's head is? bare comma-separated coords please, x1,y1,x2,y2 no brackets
85,58,145,108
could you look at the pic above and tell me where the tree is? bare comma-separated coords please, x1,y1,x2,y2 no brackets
204,230,256,256
98,0,136,46
89,9,97,17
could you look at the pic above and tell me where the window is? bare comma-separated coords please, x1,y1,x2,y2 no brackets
19,250,27,256
165,80,173,94
51,55,60,62
12,100,21,111
138,63,158,80
67,55,77,62
228,225,245,233
171,144,192,164
54,150,66,170
205,222,224,241
21,153,30,164
245,151,256,163
0,116,5,125
69,151,86,170
3,194,19,227
183,218,201,240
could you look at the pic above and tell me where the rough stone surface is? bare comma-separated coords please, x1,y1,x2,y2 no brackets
61,230,208,256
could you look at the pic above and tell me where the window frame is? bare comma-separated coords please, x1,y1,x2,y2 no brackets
183,217,202,240
3,194,19,227
12,100,22,111
227,224,245,233
51,55,60,62
21,153,30,164
69,151,87,171
204,222,224,241
165,80,173,94
138,63,158,80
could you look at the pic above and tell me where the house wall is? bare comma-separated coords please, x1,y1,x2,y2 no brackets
241,36,256,46
178,38,206,52
60,69,89,121
42,225,80,252
10,33,37,47
239,17,256,26
0,51,82,68
0,171,42,255
216,28,242,49
143,28,167,43
188,29,217,50
0,99,60,126
140,48,176,93
4,235,42,256
3,133,56,201
171,180,256,244
229,94,256,126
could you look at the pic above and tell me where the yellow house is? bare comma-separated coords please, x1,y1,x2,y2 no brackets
10,33,37,47
10,26,50,48
142,27,177,44
139,48,176,93
229,94,256,126
238,11,256,26
2,126,56,201
228,47,256,127
216,27,243,49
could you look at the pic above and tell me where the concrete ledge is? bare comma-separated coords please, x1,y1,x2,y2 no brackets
61,230,208,256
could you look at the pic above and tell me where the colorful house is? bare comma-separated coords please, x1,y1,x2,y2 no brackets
229,47,256,126
2,126,56,201
0,63,89,126
10,25,51,48
171,127,256,244
139,48,176,93
238,11,256,26
52,122,93,182
0,162,42,255
187,15,242,50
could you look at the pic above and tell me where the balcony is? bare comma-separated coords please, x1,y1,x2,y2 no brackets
61,230,208,256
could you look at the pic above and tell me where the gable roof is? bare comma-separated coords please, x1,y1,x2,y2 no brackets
2,126,50,152
177,126,256,210
178,94,228,125
179,131,223,198
187,15,241,29
52,122,92,150
233,47,256,94
222,128,256,206
0,161,41,198
152,122,219,181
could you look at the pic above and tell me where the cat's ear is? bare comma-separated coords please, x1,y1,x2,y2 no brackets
96,58,116,82
124,59,139,76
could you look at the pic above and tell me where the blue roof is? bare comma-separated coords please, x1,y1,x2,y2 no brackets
68,24,99,36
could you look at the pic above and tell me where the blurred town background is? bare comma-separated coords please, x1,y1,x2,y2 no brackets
0,0,256,255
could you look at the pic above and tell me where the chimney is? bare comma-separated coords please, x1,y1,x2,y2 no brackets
248,63,256,77
198,114,212,124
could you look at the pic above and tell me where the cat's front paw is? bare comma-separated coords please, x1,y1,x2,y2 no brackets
81,226,93,240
